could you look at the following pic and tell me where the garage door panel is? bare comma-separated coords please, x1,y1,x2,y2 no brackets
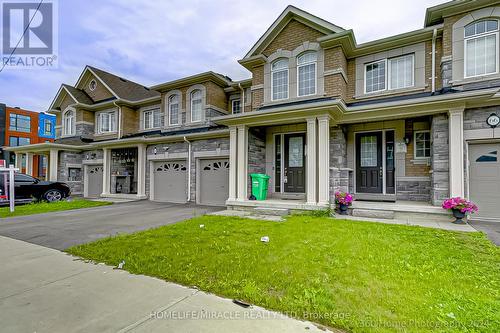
86,165,103,198
199,159,229,206
153,161,187,203
469,144,500,222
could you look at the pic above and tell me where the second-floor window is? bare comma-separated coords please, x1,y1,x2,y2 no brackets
97,111,117,134
63,109,75,136
9,136,30,146
232,99,241,114
144,108,162,130
389,54,414,90
271,59,289,101
365,54,415,94
297,52,317,96
365,60,386,93
465,20,499,78
9,114,31,132
43,119,52,135
168,94,180,125
191,90,203,122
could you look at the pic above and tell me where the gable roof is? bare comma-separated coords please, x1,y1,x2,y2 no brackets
243,5,344,58
62,84,94,104
424,0,499,27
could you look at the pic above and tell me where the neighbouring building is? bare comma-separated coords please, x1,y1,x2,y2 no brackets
1,104,56,178
6,0,500,222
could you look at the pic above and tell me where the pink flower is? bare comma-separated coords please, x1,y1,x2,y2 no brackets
335,191,354,205
442,197,478,215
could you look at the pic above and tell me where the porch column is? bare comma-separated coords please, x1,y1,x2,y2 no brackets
14,153,22,169
236,125,248,201
448,108,464,197
48,149,59,181
306,117,317,205
102,148,111,195
228,126,238,201
317,115,330,205
25,153,34,176
137,144,146,198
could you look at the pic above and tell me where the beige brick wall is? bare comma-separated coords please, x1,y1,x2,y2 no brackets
324,74,346,100
121,106,138,136
324,46,347,99
252,89,264,111
262,19,325,56
405,118,431,177
442,14,462,57
206,81,228,112
252,65,264,86
346,59,356,102
59,94,75,113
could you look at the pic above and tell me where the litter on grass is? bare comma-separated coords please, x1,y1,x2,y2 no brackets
117,260,125,269
260,236,269,243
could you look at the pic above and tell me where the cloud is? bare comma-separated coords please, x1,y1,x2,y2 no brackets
0,0,444,111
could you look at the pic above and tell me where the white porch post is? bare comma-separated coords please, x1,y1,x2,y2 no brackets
236,125,248,201
25,153,34,176
48,149,59,181
228,126,238,201
137,144,146,198
102,148,111,195
306,117,317,205
317,115,330,205
449,108,465,197
14,153,22,169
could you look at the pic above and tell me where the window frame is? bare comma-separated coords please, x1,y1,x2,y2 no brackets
62,109,75,137
9,113,31,133
364,59,387,94
271,58,289,101
388,54,415,90
463,19,500,79
232,99,241,114
190,89,203,123
143,108,163,130
413,130,431,159
96,110,117,134
9,136,30,147
43,119,52,135
168,94,180,126
297,51,317,97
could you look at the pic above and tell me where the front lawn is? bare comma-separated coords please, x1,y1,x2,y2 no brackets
68,215,500,332
0,198,112,218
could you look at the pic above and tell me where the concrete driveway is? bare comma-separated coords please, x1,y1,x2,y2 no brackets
0,201,222,250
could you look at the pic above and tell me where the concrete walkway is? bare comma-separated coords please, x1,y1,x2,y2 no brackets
0,236,333,333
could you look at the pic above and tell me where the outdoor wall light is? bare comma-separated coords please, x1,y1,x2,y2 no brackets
163,146,169,152
404,136,411,145
153,147,157,155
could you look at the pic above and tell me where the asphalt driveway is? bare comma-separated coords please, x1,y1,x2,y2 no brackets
0,201,222,250
469,220,500,246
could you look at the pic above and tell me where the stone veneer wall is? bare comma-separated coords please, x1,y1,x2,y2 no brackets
431,114,449,205
57,150,83,194
247,128,266,196
441,58,452,88
396,180,431,201
145,137,230,202
75,123,94,138
329,126,351,202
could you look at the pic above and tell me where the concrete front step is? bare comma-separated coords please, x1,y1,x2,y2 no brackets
253,207,290,216
352,209,395,219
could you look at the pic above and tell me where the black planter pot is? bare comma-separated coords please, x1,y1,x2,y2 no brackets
338,203,349,215
452,208,467,224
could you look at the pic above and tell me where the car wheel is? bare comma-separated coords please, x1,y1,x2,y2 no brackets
43,189,63,202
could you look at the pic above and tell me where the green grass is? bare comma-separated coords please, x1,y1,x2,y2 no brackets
67,215,500,332
0,198,112,218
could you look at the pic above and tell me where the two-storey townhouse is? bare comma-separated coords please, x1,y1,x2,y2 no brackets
7,0,500,222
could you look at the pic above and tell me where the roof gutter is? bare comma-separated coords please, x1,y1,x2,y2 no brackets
431,28,437,93
183,136,192,202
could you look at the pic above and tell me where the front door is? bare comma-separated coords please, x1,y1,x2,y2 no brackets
356,132,383,193
284,133,305,193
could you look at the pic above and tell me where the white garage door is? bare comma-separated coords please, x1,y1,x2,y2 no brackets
152,160,187,203
199,159,229,206
469,143,500,222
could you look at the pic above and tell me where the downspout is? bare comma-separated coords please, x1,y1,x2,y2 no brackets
183,136,191,202
431,28,437,93
238,83,245,113
114,102,122,138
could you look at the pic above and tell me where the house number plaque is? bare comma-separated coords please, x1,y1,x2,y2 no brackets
486,113,500,128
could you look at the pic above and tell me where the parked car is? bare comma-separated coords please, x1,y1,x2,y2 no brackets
0,173,71,204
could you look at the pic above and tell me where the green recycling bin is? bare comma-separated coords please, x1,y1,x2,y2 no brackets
250,173,270,200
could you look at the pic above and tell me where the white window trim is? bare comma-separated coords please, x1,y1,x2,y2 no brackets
364,59,387,95
143,108,162,130
463,20,500,79
168,95,180,126
190,90,203,123
62,108,76,137
89,79,97,91
297,52,317,97
414,130,431,160
231,99,241,114
271,59,289,101
96,110,117,134
388,54,415,90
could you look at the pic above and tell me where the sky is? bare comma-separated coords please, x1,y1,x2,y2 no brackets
0,0,445,111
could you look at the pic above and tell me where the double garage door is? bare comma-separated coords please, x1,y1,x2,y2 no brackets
152,158,229,206
469,143,500,222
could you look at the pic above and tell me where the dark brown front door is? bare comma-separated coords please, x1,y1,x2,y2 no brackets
284,133,305,193
356,132,383,193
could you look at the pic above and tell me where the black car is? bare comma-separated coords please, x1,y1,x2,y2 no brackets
0,173,71,203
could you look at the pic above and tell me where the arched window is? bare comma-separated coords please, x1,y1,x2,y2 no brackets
465,19,499,78
271,59,289,101
168,94,180,125
63,109,75,136
190,89,203,122
297,52,317,96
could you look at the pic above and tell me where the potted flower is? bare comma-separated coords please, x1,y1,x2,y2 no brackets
442,197,478,224
335,191,353,215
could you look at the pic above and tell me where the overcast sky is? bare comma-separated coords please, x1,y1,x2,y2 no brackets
0,0,445,111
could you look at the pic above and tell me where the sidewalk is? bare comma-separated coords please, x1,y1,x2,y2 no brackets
0,236,333,333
